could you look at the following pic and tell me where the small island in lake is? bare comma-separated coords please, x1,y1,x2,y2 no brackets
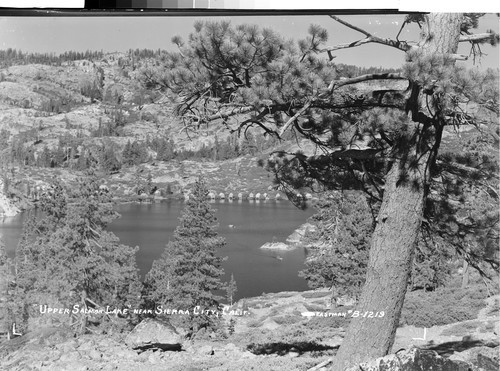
260,241,293,251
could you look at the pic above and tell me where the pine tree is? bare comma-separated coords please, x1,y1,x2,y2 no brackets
145,172,153,195
299,192,372,299
13,174,142,334
226,273,238,306
0,236,14,338
300,192,455,295
146,177,226,335
122,140,133,165
99,142,121,174
140,15,499,367
155,137,175,161
122,140,148,166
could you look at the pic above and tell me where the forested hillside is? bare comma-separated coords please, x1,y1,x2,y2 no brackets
0,48,300,211
0,48,410,214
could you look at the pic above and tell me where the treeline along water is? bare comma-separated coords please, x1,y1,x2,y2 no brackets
1,200,315,300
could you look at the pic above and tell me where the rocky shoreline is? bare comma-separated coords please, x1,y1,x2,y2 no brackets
259,223,318,252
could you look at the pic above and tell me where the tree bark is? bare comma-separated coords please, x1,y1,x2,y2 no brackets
332,13,463,370
461,259,469,288
332,158,427,368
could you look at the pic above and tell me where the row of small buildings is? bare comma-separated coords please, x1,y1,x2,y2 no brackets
184,191,314,201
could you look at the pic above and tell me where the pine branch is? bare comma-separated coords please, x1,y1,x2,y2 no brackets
204,106,255,122
329,15,371,37
279,102,312,137
326,16,415,54
331,148,383,160
460,32,498,43
450,54,469,61
437,160,499,180
325,73,407,94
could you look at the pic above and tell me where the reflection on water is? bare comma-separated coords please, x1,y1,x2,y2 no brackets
1,200,315,300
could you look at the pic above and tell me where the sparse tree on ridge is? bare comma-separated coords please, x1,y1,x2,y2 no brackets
140,14,499,367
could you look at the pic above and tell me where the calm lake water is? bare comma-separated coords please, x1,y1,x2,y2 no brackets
1,200,315,300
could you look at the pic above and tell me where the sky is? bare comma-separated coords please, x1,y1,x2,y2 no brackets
0,13,498,70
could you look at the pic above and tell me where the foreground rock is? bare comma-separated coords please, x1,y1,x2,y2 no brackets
345,347,472,371
124,318,182,351
450,345,499,371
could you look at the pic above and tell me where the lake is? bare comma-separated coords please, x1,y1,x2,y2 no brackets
1,200,316,300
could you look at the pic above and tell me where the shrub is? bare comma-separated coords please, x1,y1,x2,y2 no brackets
301,291,331,299
271,292,296,298
303,303,327,312
272,315,304,325
303,315,350,332
400,283,491,327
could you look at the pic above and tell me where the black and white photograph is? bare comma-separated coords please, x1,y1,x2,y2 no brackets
0,2,498,370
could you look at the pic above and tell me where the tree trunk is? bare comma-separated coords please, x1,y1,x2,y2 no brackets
332,13,463,370
461,259,469,288
333,158,427,368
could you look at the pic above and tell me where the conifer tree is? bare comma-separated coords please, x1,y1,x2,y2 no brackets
13,174,142,333
122,140,148,166
140,15,499,367
146,177,226,335
226,273,238,306
155,137,175,161
99,142,122,173
0,237,14,338
300,192,455,295
299,192,372,299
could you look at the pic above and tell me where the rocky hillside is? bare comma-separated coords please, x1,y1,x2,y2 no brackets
0,51,492,217
0,53,303,215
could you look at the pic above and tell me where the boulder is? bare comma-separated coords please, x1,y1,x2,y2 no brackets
124,318,182,351
336,295,357,307
478,351,499,371
450,346,499,371
345,347,472,371
197,344,214,355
